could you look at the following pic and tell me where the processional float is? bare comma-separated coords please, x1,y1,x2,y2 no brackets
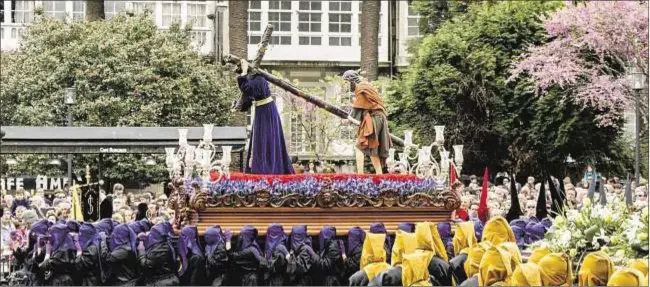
167,25,462,235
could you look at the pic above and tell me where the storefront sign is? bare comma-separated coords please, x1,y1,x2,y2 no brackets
99,147,128,153
1,176,69,191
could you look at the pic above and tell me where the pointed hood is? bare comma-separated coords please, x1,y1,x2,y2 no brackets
402,253,432,286
547,174,564,217
79,222,101,250
478,167,490,223
587,170,597,202
536,173,548,220
391,230,417,266
318,225,337,252
598,178,607,206
290,225,312,251
625,174,633,206
453,222,477,255
347,226,365,256
99,195,113,220
361,233,392,281
450,163,457,185
265,223,288,260
506,172,523,222
49,223,75,253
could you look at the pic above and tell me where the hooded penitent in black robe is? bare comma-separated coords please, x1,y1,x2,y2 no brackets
75,223,102,286
101,224,139,286
138,223,180,286
343,226,366,284
178,226,207,286
39,223,76,286
264,224,290,286
460,275,479,287
368,266,403,286
229,225,264,286
314,226,345,286
286,225,316,286
204,226,229,286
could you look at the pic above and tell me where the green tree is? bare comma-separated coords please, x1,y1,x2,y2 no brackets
389,1,633,177
0,13,238,186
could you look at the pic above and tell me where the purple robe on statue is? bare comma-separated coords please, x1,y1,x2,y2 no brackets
237,75,294,175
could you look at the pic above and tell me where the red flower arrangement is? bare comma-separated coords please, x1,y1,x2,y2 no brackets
226,172,422,184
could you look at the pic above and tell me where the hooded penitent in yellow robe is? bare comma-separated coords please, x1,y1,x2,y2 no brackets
426,222,449,263
539,253,573,286
510,263,542,286
392,230,418,266
414,222,437,264
453,222,477,256
360,233,391,281
463,242,490,278
402,253,433,286
498,242,522,268
477,246,513,286
628,258,649,278
481,216,516,246
607,268,645,286
578,251,615,286
528,246,551,264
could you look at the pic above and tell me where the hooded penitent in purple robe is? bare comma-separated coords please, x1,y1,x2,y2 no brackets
234,225,264,286
473,220,484,242
49,223,75,253
319,226,337,252
94,218,119,236
317,226,344,286
110,224,137,252
237,74,294,175
265,224,288,260
140,223,180,286
540,217,553,229
344,226,366,281
79,223,101,250
524,222,547,245
204,226,224,256
65,220,80,234
509,219,527,249
398,222,415,232
204,226,228,286
238,225,262,254
178,226,202,276
290,225,312,251
437,222,454,259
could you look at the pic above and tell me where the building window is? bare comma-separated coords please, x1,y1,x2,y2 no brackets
162,2,181,27
328,0,352,46
248,35,261,44
104,1,126,19
268,0,292,45
43,1,66,20
12,1,35,23
290,113,305,153
248,1,262,44
131,1,156,15
329,37,351,46
299,36,321,45
407,4,422,37
72,1,85,21
187,1,208,28
298,1,321,32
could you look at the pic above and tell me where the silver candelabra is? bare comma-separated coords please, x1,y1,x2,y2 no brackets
165,125,232,183
386,125,463,184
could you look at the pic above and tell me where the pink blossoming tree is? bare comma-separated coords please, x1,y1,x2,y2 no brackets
510,1,648,126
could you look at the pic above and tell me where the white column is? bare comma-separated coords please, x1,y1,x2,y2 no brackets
180,0,188,26
352,0,360,47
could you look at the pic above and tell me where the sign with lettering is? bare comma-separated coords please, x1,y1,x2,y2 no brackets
1,176,70,191
99,147,128,153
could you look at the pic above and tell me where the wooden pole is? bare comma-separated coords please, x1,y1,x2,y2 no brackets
224,54,405,147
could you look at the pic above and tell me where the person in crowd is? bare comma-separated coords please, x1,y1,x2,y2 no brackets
510,263,542,286
411,222,452,286
314,225,344,286
607,268,646,286
204,226,229,286
343,226,365,283
286,225,316,286
11,189,30,216
11,219,51,285
101,223,139,285
75,222,102,286
368,229,417,286
1,209,15,246
348,233,391,286
227,225,263,286
136,202,148,221
178,225,207,286
39,223,76,285
578,251,615,286
138,223,179,286
264,223,290,286
538,252,573,286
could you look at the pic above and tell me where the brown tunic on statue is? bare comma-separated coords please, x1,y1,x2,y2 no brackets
350,81,392,161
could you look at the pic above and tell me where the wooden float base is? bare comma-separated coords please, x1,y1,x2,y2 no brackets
197,206,452,235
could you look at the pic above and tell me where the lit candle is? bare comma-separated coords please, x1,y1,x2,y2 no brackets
404,130,413,146
203,124,214,144
178,129,189,147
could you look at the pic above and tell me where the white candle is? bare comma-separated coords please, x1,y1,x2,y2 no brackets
434,126,445,145
203,124,214,144
178,129,189,147
404,130,413,146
